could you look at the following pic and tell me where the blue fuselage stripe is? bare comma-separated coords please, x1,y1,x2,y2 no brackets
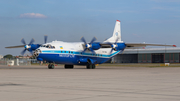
41,50,120,58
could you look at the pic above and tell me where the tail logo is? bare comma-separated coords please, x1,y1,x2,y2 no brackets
115,32,118,36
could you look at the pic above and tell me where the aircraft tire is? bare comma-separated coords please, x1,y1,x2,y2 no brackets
65,65,74,69
86,65,90,69
92,64,96,69
48,64,54,69
86,64,95,69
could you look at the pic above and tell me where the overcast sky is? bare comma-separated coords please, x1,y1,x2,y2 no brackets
0,0,180,56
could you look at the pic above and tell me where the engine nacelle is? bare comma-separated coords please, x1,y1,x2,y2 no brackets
30,44,41,51
112,43,126,51
91,43,101,50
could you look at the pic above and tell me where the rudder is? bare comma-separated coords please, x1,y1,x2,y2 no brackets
104,20,122,43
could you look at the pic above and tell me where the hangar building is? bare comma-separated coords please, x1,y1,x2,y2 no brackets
112,47,180,63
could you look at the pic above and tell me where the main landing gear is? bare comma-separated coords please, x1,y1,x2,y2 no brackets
48,64,95,69
64,65,74,69
48,63,55,69
86,64,96,69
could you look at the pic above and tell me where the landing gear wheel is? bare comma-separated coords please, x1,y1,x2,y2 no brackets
86,64,96,69
92,64,96,69
65,65,74,69
48,63,55,69
86,65,90,69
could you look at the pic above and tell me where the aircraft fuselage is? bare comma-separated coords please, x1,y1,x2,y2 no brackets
34,41,122,65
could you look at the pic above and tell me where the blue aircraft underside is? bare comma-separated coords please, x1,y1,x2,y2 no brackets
38,54,109,65
38,50,122,65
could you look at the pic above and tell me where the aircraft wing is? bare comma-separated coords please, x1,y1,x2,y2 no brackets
125,43,176,48
99,43,176,48
5,45,25,48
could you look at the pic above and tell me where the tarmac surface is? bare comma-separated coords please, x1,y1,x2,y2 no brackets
0,65,180,101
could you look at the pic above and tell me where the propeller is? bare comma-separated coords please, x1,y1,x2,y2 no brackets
105,38,119,54
80,37,97,54
44,35,48,43
6,35,48,56
20,38,35,55
5,38,35,55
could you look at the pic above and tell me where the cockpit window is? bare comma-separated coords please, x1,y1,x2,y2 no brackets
40,44,55,49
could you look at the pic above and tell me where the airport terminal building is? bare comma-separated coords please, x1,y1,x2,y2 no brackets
112,47,180,63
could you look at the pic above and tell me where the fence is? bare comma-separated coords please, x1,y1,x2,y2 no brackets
0,58,32,66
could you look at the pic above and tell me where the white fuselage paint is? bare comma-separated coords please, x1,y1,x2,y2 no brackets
38,41,117,58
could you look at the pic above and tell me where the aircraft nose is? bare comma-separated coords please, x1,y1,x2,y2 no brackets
33,49,42,57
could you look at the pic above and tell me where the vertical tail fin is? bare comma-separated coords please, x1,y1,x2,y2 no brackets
104,20,122,43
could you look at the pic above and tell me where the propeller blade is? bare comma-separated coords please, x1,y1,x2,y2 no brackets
5,45,25,48
82,48,87,53
121,49,125,54
21,38,26,45
29,38,35,45
21,49,26,55
110,48,113,54
29,50,33,55
89,48,95,54
44,35,48,43
80,36,87,45
90,37,97,44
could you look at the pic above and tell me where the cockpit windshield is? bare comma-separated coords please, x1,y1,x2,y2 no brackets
40,44,55,49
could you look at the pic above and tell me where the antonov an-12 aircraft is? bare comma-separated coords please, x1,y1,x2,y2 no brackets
6,20,176,69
